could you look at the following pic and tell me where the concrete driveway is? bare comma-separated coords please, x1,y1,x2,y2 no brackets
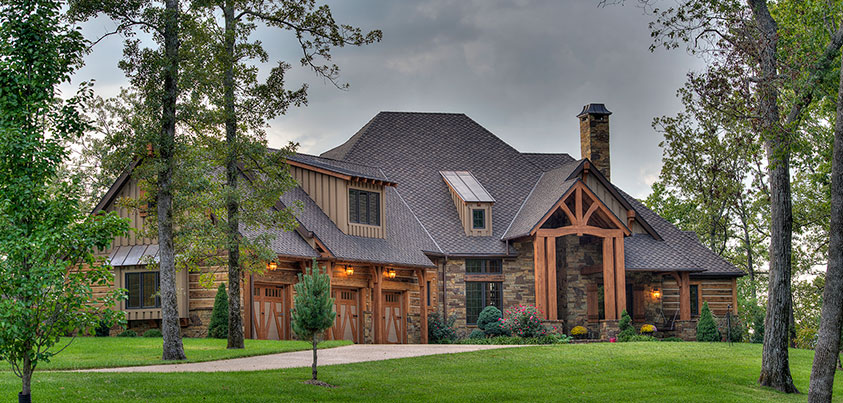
80,344,525,373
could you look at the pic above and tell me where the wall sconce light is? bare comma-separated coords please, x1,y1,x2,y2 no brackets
387,269,396,279
266,261,278,271
652,288,661,299
345,265,354,276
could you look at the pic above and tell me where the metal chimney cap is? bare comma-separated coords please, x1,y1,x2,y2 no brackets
577,103,612,117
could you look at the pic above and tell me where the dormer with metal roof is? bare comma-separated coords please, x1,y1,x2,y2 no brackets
440,171,494,237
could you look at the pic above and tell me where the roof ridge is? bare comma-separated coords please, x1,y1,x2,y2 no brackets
294,152,384,171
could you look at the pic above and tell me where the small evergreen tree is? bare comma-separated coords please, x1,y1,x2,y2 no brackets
477,306,508,337
207,283,229,339
618,310,636,342
291,259,336,382
696,302,721,342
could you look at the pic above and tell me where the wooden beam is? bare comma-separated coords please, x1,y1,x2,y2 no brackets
244,275,252,339
533,236,547,318
287,159,352,181
627,210,636,228
679,272,691,320
581,265,602,276
372,266,383,344
602,237,617,320
578,183,631,236
546,236,557,320
417,270,428,344
614,236,626,318
582,202,600,227
575,186,583,224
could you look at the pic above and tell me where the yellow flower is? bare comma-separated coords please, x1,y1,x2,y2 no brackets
571,326,588,336
640,324,656,333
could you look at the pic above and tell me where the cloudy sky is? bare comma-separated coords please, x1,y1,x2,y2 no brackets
71,0,704,198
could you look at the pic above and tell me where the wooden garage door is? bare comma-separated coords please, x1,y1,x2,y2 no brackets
383,291,406,344
331,288,361,343
253,283,289,340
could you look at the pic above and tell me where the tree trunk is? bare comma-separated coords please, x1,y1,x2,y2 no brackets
807,49,843,403
223,0,244,350
19,353,31,403
748,0,798,393
311,333,318,381
159,0,186,361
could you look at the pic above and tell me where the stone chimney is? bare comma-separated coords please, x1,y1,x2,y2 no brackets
577,103,612,181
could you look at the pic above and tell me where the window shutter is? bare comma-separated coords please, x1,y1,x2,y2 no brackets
349,190,358,223
368,192,380,225
358,191,368,224
587,283,599,322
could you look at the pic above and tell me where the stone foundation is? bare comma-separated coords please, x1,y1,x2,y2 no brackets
674,320,697,341
599,320,619,340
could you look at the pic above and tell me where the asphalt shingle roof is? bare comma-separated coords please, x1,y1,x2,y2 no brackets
502,162,581,240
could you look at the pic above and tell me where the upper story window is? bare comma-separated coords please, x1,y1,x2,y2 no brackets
472,209,485,229
349,189,380,226
126,271,160,309
465,258,502,274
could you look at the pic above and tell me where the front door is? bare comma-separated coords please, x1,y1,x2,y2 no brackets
331,288,361,343
253,283,289,340
383,291,406,344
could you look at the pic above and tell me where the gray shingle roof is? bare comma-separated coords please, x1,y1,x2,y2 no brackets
239,222,320,259
624,234,698,271
287,153,388,182
278,186,437,267
502,162,581,240
522,153,576,172
323,112,548,255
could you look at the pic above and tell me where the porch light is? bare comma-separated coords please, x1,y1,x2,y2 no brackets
345,265,354,276
267,261,278,271
387,269,396,279
652,288,661,299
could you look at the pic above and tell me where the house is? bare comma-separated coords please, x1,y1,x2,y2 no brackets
92,104,743,343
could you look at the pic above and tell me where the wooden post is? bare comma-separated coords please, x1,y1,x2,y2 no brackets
533,236,547,318
614,235,626,317
586,283,599,322
417,270,428,344
546,236,557,320
679,272,691,320
372,266,383,344
602,237,617,320
244,274,252,339
402,290,409,344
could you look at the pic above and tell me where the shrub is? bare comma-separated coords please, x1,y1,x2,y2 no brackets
661,337,683,342
95,319,111,337
626,334,657,342
207,283,229,339
143,329,162,338
696,302,721,342
617,310,636,342
502,305,548,338
720,315,743,343
428,312,458,344
750,305,765,343
117,330,137,337
477,306,509,337
640,324,656,334
469,329,486,340
570,325,588,339
456,335,562,345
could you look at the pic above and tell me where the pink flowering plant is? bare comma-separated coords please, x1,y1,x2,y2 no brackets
501,305,551,338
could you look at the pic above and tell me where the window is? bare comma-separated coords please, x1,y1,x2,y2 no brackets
426,281,431,306
690,284,699,316
472,209,485,229
465,282,502,325
349,189,380,226
125,272,160,309
465,258,502,274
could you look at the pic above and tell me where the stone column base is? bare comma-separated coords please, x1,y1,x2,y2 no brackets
674,320,697,341
599,320,619,340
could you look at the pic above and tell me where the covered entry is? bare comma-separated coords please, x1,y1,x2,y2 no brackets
252,283,290,340
331,288,362,343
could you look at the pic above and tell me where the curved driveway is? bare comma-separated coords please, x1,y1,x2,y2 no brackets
80,344,525,373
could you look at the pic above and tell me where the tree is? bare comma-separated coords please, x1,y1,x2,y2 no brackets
185,0,381,349
808,33,843,402
0,1,128,400
697,303,721,342
207,283,229,339
291,259,335,383
617,310,635,342
624,0,843,392
69,0,189,360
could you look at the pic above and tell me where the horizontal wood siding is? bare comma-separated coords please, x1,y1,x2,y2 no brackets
662,277,737,318
104,177,155,251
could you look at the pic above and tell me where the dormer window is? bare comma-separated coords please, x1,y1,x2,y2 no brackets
472,209,486,229
349,189,380,226
441,171,494,236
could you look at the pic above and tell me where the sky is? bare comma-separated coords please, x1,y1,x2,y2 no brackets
70,0,704,199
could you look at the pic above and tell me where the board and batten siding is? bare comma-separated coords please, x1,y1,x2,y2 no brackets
583,174,647,235
290,166,385,238
104,177,156,250
661,277,737,317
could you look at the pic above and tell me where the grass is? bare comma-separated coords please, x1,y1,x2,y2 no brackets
18,337,351,371
1,342,841,402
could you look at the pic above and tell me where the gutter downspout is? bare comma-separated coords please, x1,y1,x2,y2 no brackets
441,254,448,321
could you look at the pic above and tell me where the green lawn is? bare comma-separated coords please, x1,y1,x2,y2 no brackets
21,337,351,371
1,342,841,402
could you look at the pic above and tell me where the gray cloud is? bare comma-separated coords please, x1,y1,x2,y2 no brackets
72,0,703,198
